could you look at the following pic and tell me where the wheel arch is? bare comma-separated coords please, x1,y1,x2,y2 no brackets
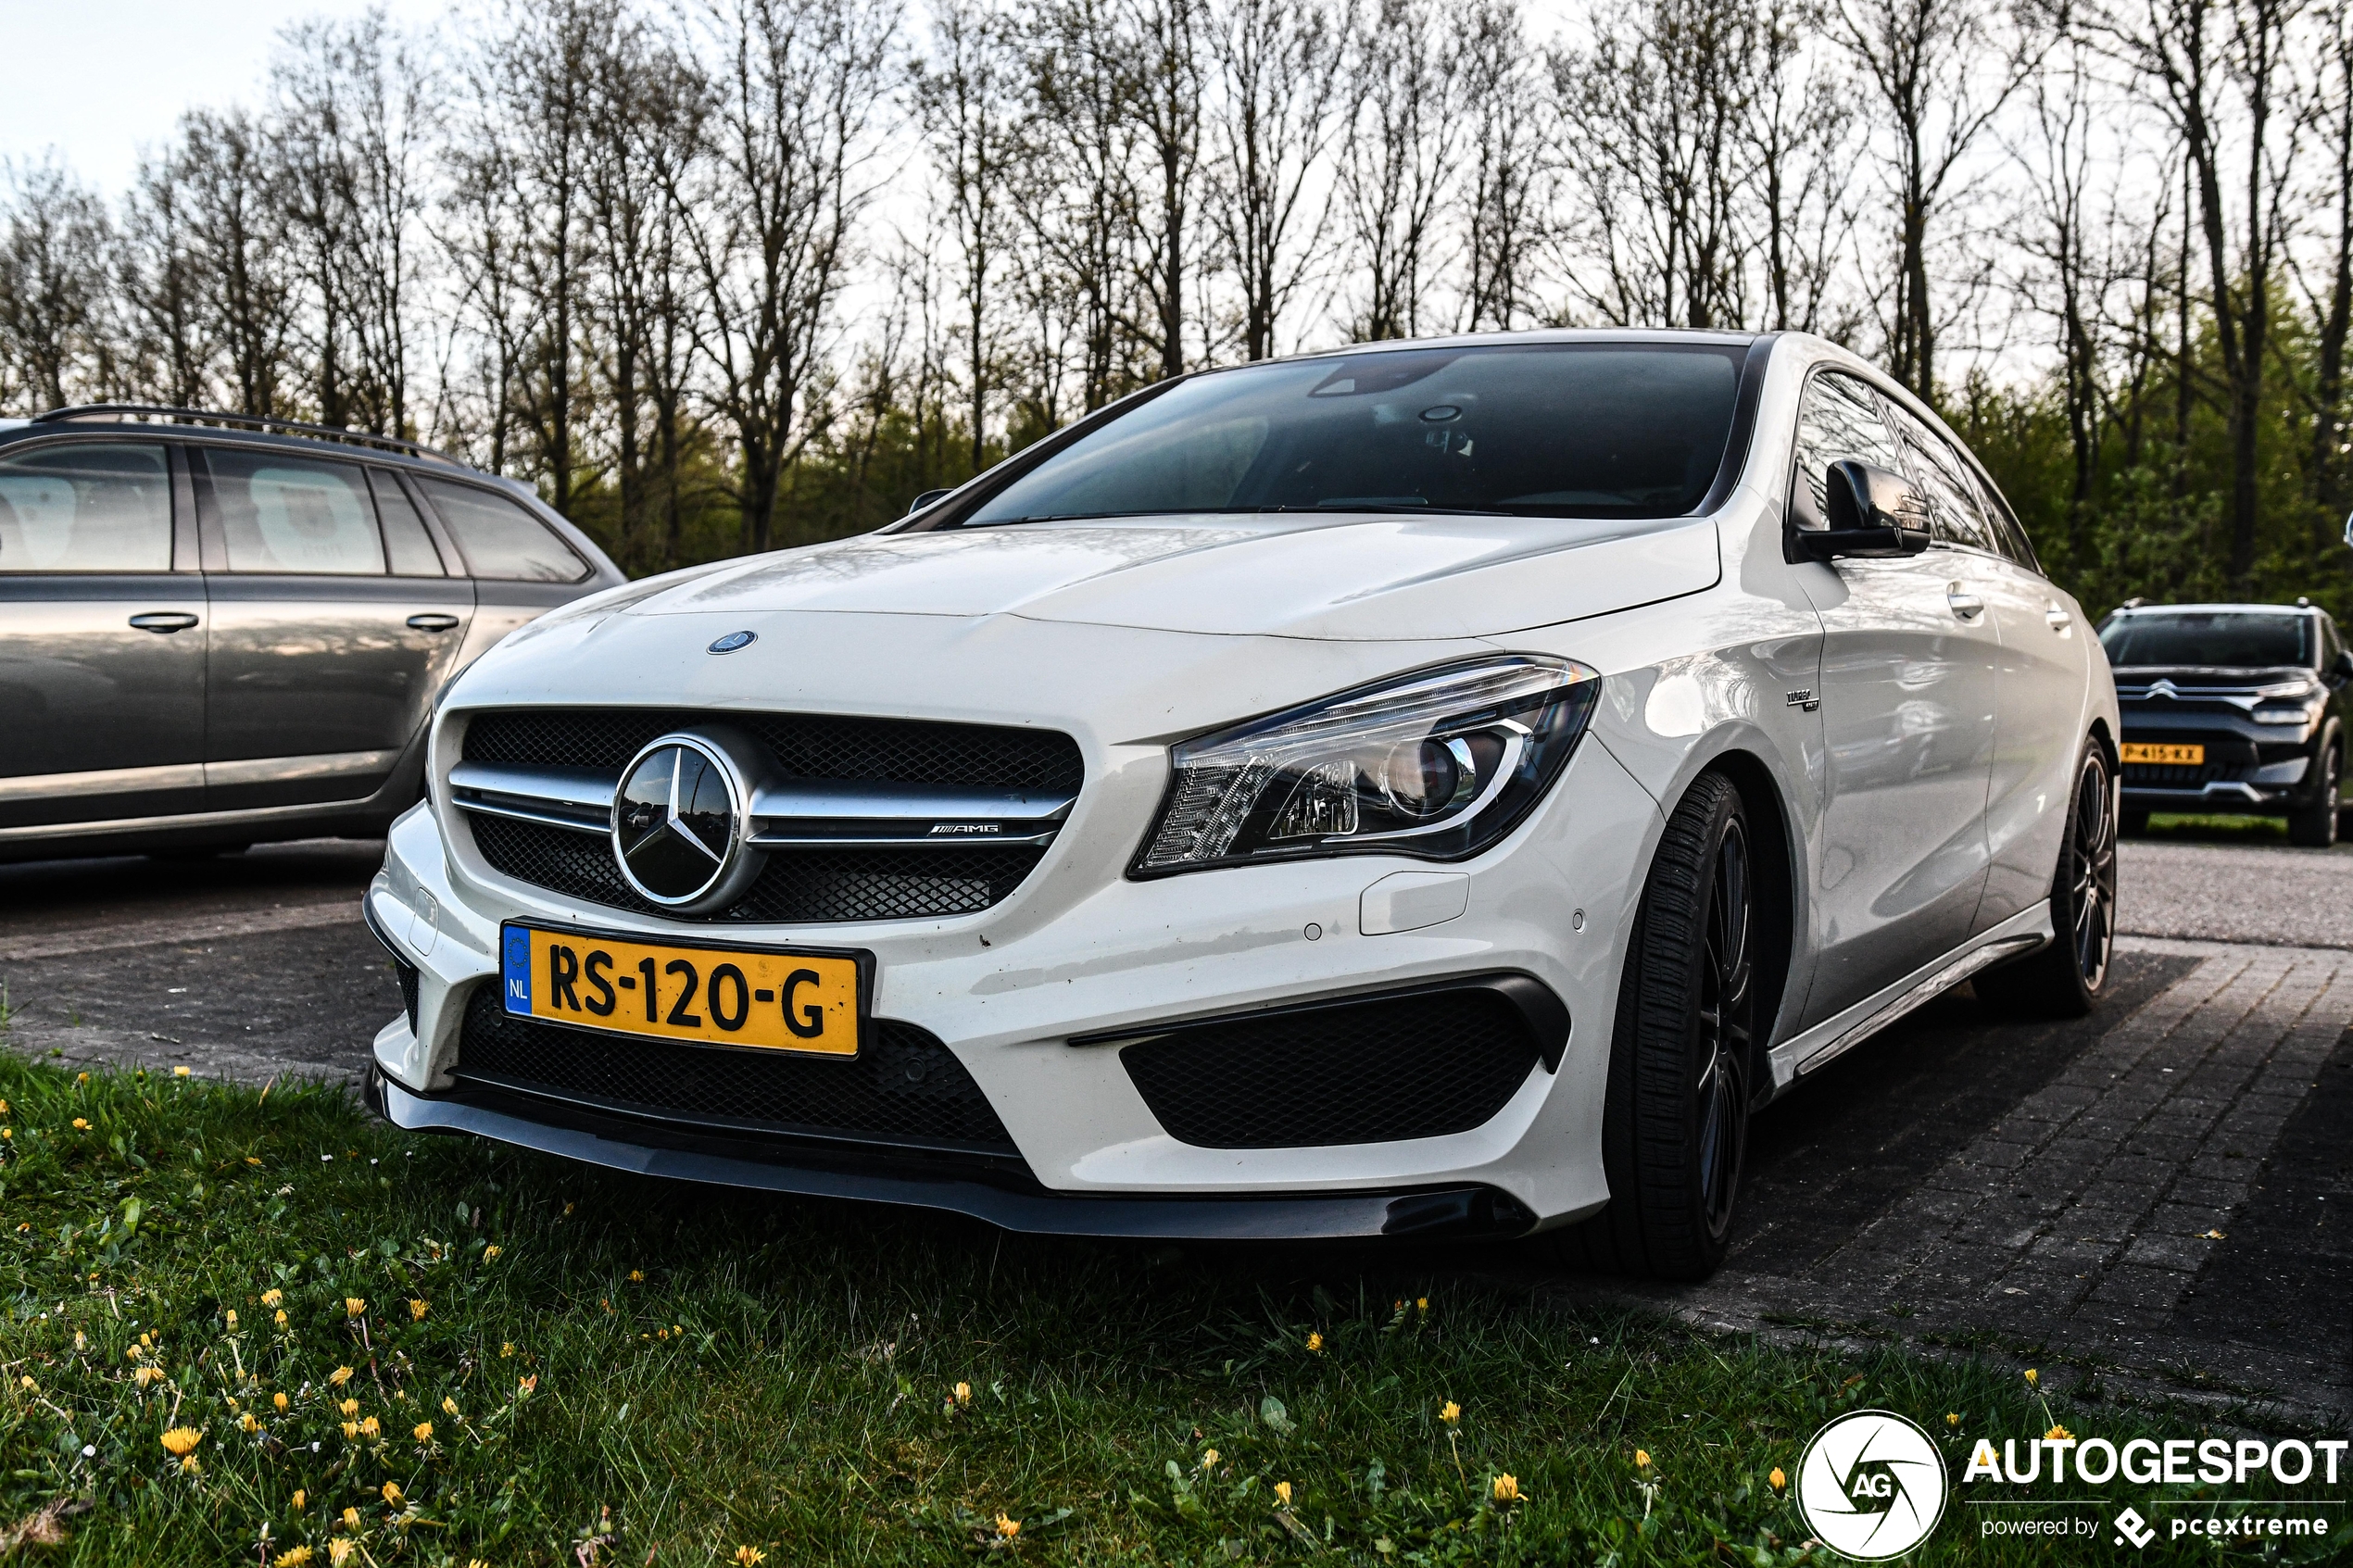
1667,746,1798,1110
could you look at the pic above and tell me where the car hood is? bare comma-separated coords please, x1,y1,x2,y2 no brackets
610,512,1720,642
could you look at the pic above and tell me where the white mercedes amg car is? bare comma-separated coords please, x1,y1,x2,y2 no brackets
363,330,2119,1279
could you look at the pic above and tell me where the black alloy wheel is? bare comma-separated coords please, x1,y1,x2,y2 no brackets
2288,734,2342,848
1980,742,2116,1018
1558,771,1759,1281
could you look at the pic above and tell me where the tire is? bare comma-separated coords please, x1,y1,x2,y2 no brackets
1555,771,1757,1281
2288,738,2341,848
1978,743,2117,1019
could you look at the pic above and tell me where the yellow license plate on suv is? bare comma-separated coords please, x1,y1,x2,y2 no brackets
500,924,865,1056
2120,742,2204,765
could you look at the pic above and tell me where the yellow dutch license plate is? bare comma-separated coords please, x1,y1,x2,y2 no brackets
2120,742,2204,765
500,924,864,1056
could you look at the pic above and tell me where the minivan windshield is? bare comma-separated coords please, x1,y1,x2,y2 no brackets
2100,610,2311,669
963,343,1748,524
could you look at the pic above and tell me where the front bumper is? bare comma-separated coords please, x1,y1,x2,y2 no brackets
362,731,1666,1230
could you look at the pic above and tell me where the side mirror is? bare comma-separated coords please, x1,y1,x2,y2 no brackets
905,487,952,518
2334,648,2353,681
1792,460,1932,562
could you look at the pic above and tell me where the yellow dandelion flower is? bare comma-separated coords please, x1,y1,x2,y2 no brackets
1440,1400,1461,1425
225,1310,239,1327
343,1506,363,1532
381,1481,402,1504
329,1541,355,1567
408,1298,427,1322
359,1415,381,1437
293,1489,307,1509
1416,1297,1428,1312
134,1365,163,1387
173,1066,191,1077
72,1118,90,1130
273,1546,315,1567
274,1310,288,1326
1275,1480,1293,1506
518,1374,537,1395
239,1411,260,1433
2023,1368,2038,1386
1305,1331,1324,1353
1946,1412,1960,1427
483,1245,501,1260
340,1423,358,1439
245,1157,262,1166
1634,1449,1651,1470
954,1381,972,1405
2046,1424,2073,1442
329,1366,354,1386
443,1396,460,1417
628,1269,644,1282
77,1071,88,1083
412,1421,434,1441
345,1298,366,1319
261,1289,283,1307
1491,1474,1521,1503
18,1375,34,1391
1202,1449,1220,1468
160,1427,203,1456
339,1399,359,1417
734,1549,767,1567
2,1129,10,1140
180,1455,200,1474
995,1515,1021,1538
500,1342,514,1358
1769,1466,1786,1490
0,1098,6,1111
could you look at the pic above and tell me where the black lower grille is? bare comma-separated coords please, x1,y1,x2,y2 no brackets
2123,761,2258,787
396,959,420,1034
453,985,1017,1155
468,814,1046,923
1121,988,1541,1148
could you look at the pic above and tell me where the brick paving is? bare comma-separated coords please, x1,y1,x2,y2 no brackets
1628,937,2353,1420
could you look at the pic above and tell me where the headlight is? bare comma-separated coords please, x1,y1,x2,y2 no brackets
2252,706,2310,724
1132,656,1602,876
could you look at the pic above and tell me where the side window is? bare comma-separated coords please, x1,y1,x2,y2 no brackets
202,447,384,574
1970,470,2040,571
1790,370,1910,530
416,478,587,583
1881,401,1994,553
370,470,447,577
0,443,172,572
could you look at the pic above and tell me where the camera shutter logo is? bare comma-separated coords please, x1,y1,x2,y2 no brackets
1793,1410,1947,1561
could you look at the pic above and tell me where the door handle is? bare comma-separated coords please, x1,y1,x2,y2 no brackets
1945,585,1985,621
128,612,199,633
406,613,461,633
2045,602,2072,632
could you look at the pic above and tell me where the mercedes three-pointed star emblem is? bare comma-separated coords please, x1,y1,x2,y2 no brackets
611,732,762,909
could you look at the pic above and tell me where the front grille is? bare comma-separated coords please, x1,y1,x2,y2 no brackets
458,708,1079,922
2123,761,2258,787
1121,988,1541,1148
469,814,1045,922
396,959,420,1034
453,985,1017,1155
463,709,1082,794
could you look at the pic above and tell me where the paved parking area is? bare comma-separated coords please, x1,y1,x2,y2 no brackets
0,834,2346,1417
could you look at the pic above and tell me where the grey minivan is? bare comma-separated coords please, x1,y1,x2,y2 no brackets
0,406,624,862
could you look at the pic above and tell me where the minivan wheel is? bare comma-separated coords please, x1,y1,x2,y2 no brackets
1556,771,1755,1282
1979,743,2116,1019
2288,737,2341,848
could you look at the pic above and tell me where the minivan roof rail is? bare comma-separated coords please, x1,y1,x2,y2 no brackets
31,404,463,468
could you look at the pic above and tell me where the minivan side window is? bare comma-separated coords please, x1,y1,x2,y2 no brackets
1790,371,1910,531
0,443,172,572
416,478,587,583
202,447,385,574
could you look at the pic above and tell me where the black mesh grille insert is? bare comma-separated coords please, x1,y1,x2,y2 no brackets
1121,988,1541,1148
396,959,420,1034
456,708,1076,922
468,814,1046,923
463,708,1082,794
453,985,1016,1155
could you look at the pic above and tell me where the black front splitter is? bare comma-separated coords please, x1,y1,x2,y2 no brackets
366,1069,1541,1243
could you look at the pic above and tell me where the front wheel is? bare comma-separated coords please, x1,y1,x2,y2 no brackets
1979,743,2117,1019
2288,738,2341,848
1555,771,1757,1281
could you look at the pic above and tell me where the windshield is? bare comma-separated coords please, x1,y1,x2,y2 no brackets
2100,611,2311,669
963,343,1748,524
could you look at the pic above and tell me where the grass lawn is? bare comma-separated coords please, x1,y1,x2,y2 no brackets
0,1054,2330,1565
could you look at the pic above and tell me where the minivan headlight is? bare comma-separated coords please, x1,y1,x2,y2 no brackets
1131,656,1602,876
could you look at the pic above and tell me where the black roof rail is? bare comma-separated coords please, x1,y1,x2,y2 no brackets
30,404,464,468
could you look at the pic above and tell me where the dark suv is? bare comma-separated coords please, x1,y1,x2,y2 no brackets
2100,600,2353,847
0,406,623,862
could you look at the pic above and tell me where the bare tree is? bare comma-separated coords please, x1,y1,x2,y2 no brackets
1203,0,1340,359
1339,0,1460,341
177,109,296,419
916,0,1021,470
1461,0,1548,330
1021,0,1141,409
1749,0,1862,332
1124,0,1208,375
119,147,217,408
0,160,116,409
682,0,898,553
